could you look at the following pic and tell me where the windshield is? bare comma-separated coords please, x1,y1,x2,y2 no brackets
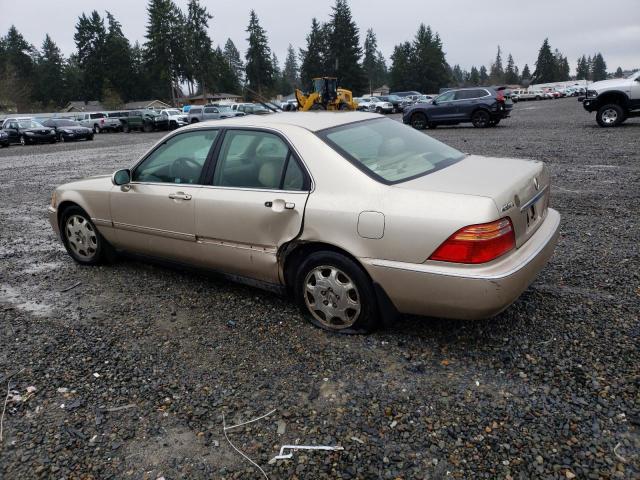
18,120,44,129
165,109,181,115
52,119,78,126
387,95,402,101
217,106,232,112
319,118,465,184
626,71,640,80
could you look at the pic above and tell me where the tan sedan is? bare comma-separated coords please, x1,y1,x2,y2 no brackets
49,112,560,333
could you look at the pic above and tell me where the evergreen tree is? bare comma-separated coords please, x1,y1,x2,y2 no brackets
326,0,365,93
504,53,518,84
479,65,489,84
211,46,241,93
586,55,593,80
576,55,589,80
103,12,134,101
533,38,556,83
1,26,37,110
591,53,607,81
553,49,569,81
223,38,244,87
299,18,327,88
144,0,184,102
615,66,624,78
186,0,213,95
469,66,480,86
245,10,274,95
411,24,450,93
63,54,84,102
452,64,464,86
282,44,300,94
389,41,414,91
521,63,531,80
363,29,386,92
489,45,504,83
74,11,107,100
35,34,65,108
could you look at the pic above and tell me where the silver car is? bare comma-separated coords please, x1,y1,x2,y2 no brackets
49,113,560,333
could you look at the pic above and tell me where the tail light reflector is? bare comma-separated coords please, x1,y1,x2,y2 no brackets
429,218,515,264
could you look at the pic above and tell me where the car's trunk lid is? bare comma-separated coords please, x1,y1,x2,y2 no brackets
398,154,550,247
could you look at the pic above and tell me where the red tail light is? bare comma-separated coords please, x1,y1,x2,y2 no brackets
429,218,515,264
496,91,505,102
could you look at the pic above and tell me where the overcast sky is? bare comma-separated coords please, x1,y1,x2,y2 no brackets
1,0,638,73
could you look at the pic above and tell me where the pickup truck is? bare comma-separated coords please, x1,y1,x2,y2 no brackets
119,109,169,133
582,71,640,127
75,112,120,133
187,105,244,123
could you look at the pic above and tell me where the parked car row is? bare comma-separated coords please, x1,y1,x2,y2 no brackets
512,86,586,102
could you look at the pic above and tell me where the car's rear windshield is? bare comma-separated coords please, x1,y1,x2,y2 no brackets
318,118,465,184
51,119,77,126
89,113,105,119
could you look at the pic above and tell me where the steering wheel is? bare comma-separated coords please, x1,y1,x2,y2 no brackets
169,157,201,183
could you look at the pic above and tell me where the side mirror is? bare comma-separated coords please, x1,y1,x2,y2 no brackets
431,100,437,105
112,169,131,186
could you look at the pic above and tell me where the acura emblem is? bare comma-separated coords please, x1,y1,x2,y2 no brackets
533,177,539,190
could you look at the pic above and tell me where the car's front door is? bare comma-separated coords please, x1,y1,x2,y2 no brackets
110,129,219,263
430,91,457,121
195,129,310,284
6,122,20,142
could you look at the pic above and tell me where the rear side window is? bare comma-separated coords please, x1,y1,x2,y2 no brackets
204,107,217,113
212,130,307,191
191,108,202,114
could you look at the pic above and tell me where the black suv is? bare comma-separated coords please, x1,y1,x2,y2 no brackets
403,87,512,129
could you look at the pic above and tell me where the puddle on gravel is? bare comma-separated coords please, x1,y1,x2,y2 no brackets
0,283,54,317
22,261,64,275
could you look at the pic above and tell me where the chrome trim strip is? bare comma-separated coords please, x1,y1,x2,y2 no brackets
519,185,548,212
92,218,113,227
369,209,560,280
112,221,195,241
196,236,277,254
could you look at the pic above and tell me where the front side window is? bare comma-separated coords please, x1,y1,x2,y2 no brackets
18,120,43,129
319,118,465,184
436,91,455,102
133,130,219,184
212,130,306,190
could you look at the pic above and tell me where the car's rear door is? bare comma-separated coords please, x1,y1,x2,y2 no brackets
109,129,220,263
195,128,311,284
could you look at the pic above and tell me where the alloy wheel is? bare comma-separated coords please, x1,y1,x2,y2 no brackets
65,214,98,261
303,265,361,330
601,108,618,125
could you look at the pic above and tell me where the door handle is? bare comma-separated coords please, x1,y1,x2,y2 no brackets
169,192,192,200
264,200,295,210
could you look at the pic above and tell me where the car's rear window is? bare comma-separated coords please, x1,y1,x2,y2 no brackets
90,113,105,119
318,118,465,184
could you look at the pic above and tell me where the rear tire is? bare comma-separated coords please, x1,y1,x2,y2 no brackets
122,123,130,133
410,112,427,129
471,110,490,128
596,104,624,127
20,135,26,146
143,122,153,133
295,251,379,334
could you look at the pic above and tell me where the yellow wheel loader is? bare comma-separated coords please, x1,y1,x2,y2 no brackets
295,77,358,111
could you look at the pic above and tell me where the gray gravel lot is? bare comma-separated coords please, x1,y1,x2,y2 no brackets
0,99,638,479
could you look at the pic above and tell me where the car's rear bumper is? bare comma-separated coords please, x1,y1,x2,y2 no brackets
361,208,561,320
48,206,60,238
25,134,56,143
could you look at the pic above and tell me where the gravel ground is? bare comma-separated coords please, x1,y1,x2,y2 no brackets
0,99,638,479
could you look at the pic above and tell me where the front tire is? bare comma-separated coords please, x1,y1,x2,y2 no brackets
295,251,379,334
60,206,110,265
596,104,624,127
471,110,490,128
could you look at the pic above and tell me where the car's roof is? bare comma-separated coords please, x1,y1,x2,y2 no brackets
190,112,381,133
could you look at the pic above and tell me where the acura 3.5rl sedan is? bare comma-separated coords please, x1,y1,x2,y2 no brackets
49,112,560,333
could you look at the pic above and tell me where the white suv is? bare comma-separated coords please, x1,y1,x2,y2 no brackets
582,71,640,127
